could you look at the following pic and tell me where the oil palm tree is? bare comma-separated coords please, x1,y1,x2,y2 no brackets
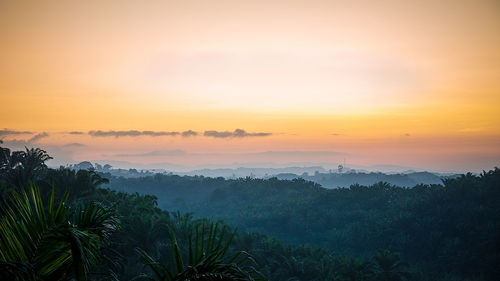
42,168,110,200
372,250,410,281
136,222,266,281
18,147,53,175
0,145,21,176
0,146,52,187
333,257,374,281
0,184,119,281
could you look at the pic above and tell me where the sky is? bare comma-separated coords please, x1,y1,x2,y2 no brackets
1,0,499,172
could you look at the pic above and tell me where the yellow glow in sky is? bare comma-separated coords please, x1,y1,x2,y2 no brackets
1,0,499,171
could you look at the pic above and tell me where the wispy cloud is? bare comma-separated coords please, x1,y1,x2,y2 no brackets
204,131,232,138
2,129,272,140
88,130,180,137
181,130,198,137
0,129,33,136
87,129,270,138
28,132,49,143
62,142,86,148
204,129,271,138
1,133,49,149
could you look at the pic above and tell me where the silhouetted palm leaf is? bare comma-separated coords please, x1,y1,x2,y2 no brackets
0,184,119,281
136,222,266,281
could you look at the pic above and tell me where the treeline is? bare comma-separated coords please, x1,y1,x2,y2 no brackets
294,170,446,188
1,145,499,280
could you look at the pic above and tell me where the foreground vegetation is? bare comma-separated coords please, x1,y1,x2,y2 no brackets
1,145,499,280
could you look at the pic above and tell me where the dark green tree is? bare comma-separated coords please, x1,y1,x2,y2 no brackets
372,250,410,281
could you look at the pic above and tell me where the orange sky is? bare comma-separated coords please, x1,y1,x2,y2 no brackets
1,0,499,172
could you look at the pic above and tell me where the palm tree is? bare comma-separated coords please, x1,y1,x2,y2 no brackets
13,147,53,187
0,146,53,187
19,147,53,174
372,250,410,281
127,213,170,256
136,222,266,281
0,184,119,281
333,257,374,281
0,146,21,176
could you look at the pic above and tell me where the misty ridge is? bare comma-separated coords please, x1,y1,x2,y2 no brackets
68,160,456,188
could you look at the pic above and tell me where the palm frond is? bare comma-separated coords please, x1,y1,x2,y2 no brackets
136,221,266,281
0,184,119,281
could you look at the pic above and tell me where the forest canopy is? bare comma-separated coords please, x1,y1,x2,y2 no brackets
1,145,499,281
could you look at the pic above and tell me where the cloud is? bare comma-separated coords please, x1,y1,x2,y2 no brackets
331,133,342,136
88,130,180,137
142,130,180,136
204,129,271,138
0,139,30,147
62,142,86,148
233,129,271,137
182,130,198,137
80,129,270,138
112,150,186,157
204,131,233,138
404,133,411,137
0,129,33,136
68,131,85,135
28,132,49,143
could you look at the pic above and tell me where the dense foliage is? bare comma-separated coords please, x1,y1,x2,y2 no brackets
1,145,499,280
108,168,500,280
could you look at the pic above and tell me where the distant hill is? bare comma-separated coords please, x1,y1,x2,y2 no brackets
276,171,455,188
69,160,458,187
179,166,327,178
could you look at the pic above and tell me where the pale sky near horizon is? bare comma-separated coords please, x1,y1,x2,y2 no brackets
1,0,499,172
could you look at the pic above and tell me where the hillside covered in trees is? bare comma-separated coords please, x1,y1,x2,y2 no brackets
74,161,452,188
1,145,499,281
